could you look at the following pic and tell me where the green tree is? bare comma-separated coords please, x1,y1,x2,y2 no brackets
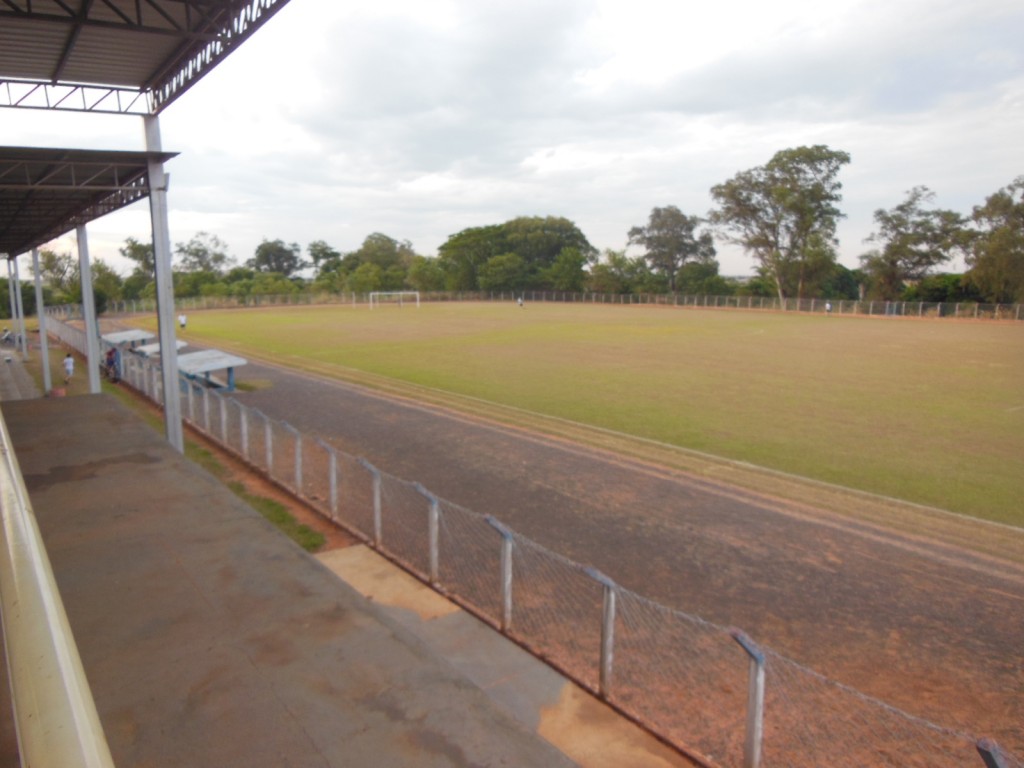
709,145,850,301
816,263,861,300
628,206,716,293
586,250,630,294
478,253,528,291
406,256,446,291
904,273,980,303
0,277,40,319
39,249,77,294
540,247,589,292
351,233,417,272
248,239,306,277
503,216,596,278
438,224,509,290
676,254,733,295
308,240,342,278
175,232,233,273
120,237,154,275
90,260,124,302
346,263,383,293
438,217,595,291
860,187,968,300
966,176,1024,302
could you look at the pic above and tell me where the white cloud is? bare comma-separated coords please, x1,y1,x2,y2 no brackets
3,0,1022,278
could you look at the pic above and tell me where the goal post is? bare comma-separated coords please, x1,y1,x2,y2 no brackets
368,291,421,309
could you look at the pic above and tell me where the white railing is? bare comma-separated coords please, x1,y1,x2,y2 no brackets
0,411,115,768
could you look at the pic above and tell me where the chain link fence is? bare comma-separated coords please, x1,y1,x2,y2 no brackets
80,291,1024,322
46,315,1024,768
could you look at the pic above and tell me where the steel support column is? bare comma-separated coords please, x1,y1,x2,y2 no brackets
31,249,51,393
12,257,27,360
144,115,183,452
76,225,102,394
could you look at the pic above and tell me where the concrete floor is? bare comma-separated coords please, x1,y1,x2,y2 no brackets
0,387,694,767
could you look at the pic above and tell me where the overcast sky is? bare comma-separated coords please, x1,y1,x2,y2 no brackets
3,0,1023,276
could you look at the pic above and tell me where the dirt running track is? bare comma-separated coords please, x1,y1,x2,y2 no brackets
228,357,1023,754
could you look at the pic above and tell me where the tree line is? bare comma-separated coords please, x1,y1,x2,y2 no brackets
11,145,1023,316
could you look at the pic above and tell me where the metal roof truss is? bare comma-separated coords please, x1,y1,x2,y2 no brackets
0,147,177,257
0,0,292,115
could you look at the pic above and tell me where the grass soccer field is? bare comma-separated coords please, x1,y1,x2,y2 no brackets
167,302,1024,527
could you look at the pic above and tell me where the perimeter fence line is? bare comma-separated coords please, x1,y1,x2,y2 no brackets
58,291,1024,322
45,315,1023,768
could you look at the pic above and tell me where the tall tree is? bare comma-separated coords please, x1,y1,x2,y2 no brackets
119,237,154,275
39,249,77,293
247,239,307,277
540,247,588,292
438,217,595,291
437,224,510,290
966,176,1024,303
351,233,417,271
308,240,342,278
859,187,968,300
175,231,233,273
709,145,850,300
628,206,716,293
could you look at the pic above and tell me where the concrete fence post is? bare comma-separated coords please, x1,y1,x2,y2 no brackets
485,516,514,631
731,629,766,768
415,483,441,586
585,567,617,698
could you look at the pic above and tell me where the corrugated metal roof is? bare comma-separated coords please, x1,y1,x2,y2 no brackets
0,147,177,258
0,0,293,113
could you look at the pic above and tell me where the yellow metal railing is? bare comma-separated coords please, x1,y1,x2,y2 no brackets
0,411,114,768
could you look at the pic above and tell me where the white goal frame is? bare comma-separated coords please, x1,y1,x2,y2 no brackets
369,291,421,309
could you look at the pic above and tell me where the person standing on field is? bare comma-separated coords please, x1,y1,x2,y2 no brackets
62,352,74,384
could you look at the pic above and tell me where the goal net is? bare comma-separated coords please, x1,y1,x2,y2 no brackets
369,291,421,309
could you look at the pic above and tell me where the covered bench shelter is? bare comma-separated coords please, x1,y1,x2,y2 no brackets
134,339,188,358
100,329,157,349
177,348,247,391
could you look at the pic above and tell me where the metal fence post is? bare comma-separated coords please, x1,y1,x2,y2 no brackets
264,412,273,474
977,739,1010,768
282,423,301,494
185,377,195,422
731,629,766,768
202,386,210,433
219,393,228,443
314,439,338,518
240,405,249,461
585,567,617,698
485,516,514,631
359,459,383,547
415,484,440,586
